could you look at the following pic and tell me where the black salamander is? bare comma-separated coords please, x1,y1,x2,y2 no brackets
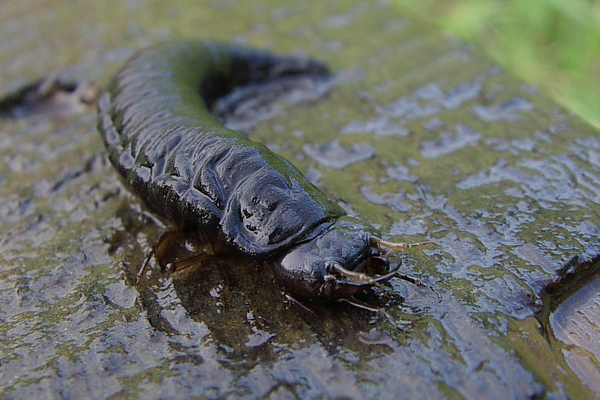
98,41,427,300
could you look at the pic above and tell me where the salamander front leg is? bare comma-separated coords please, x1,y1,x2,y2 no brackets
135,227,219,283
164,253,216,274
135,229,182,284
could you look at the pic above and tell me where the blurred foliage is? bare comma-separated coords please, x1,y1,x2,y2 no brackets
393,0,600,128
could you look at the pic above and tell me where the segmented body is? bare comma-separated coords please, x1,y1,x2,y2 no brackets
98,41,417,299
98,41,342,257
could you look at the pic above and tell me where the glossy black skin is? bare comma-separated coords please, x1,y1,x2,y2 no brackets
98,41,395,299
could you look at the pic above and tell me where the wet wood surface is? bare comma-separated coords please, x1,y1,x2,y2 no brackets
1,1,599,399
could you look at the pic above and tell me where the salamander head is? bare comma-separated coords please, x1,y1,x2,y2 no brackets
272,217,399,299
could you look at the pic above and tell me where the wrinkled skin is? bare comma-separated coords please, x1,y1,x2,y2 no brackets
98,41,411,300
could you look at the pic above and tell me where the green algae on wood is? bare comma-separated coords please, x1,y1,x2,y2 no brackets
0,0,599,399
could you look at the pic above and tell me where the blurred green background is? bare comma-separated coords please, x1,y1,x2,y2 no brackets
394,0,600,128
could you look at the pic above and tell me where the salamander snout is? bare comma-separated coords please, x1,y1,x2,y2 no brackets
272,217,400,299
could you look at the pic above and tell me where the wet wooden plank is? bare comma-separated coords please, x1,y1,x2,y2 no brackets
0,1,598,399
